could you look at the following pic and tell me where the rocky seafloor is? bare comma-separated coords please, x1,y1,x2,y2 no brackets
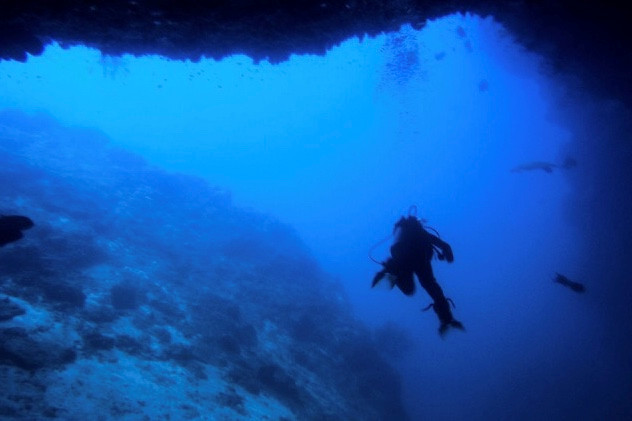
0,109,408,420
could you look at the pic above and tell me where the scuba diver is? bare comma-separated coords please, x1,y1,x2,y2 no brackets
553,272,585,293
371,207,464,335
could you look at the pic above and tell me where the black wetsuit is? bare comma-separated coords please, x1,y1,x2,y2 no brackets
374,216,459,329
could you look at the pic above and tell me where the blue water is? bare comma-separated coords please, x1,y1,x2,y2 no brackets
1,13,630,420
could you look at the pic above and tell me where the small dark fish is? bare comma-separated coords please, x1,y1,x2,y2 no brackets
0,215,34,247
554,273,585,293
478,79,489,92
511,157,577,174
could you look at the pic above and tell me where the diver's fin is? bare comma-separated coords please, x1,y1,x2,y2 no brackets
421,303,434,312
439,320,465,336
371,270,386,288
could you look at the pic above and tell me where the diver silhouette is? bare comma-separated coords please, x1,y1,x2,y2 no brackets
371,207,464,335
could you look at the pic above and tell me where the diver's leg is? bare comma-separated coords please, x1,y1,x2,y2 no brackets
416,264,463,333
395,272,415,296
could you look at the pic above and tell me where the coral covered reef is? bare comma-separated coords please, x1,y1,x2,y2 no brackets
0,110,407,420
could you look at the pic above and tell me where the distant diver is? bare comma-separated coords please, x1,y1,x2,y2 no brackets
371,206,464,336
554,272,585,293
0,215,34,247
511,157,577,174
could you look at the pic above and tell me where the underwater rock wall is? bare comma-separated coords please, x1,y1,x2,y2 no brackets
0,110,408,420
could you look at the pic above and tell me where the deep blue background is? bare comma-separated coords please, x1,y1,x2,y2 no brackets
1,13,629,419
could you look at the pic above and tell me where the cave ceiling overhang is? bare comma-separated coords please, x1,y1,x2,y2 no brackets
1,1,631,105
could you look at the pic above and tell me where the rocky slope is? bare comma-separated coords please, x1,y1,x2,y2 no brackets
0,109,407,420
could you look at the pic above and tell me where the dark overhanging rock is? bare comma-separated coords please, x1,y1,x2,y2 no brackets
1,1,631,106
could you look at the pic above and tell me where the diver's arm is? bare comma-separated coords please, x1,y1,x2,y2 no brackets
429,234,454,263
